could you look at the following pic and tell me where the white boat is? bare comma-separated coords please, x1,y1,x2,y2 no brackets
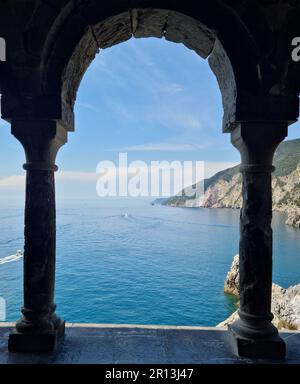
0,250,23,265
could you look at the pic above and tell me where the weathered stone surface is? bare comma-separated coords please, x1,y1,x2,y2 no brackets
219,255,300,331
1,324,300,364
8,321,65,353
8,120,67,352
62,28,99,108
209,39,237,132
165,11,216,59
93,12,132,49
239,169,274,313
226,123,288,358
131,8,168,38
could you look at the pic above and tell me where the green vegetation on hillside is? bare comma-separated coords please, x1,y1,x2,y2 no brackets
273,139,300,177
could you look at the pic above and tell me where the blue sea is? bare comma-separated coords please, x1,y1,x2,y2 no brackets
0,198,299,326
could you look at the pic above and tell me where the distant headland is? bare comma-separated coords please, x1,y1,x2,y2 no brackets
161,139,300,228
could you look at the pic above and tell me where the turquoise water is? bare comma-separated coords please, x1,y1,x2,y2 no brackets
0,199,299,326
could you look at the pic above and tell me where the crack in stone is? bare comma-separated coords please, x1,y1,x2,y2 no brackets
128,0,136,37
161,12,170,37
129,8,135,37
90,25,100,49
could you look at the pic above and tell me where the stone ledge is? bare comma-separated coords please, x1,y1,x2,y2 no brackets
0,323,300,364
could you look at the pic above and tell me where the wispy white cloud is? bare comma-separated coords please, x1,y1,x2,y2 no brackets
77,39,219,144
146,108,202,131
162,83,185,93
87,40,186,98
0,175,25,188
0,172,99,189
112,142,204,152
77,102,101,114
0,162,238,192
56,171,98,182
105,100,136,121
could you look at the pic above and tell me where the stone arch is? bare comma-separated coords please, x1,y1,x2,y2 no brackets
40,1,263,132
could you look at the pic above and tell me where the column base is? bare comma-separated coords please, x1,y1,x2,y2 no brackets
8,320,65,353
228,324,286,360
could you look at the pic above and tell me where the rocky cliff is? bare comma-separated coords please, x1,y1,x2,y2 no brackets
218,255,300,330
164,139,300,227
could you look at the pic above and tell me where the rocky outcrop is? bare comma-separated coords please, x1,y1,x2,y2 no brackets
218,255,300,330
224,254,239,296
198,173,242,209
285,209,300,228
166,165,300,227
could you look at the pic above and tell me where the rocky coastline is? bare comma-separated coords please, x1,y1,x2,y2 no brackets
164,139,300,228
165,165,300,228
217,255,300,330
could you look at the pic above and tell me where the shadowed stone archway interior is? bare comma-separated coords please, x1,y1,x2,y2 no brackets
1,0,300,360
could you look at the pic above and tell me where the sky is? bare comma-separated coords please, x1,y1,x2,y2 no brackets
0,37,299,205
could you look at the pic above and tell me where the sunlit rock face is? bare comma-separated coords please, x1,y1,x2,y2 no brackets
285,208,300,228
165,140,300,228
224,254,240,296
218,255,300,331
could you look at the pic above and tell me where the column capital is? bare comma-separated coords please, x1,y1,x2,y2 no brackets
11,120,68,171
1,94,74,132
231,121,288,167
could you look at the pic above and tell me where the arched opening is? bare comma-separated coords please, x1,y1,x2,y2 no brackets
42,7,242,327
53,35,240,326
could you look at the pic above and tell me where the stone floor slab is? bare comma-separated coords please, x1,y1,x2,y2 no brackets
0,323,300,364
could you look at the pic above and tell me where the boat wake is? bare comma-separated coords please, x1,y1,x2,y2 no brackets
0,250,23,265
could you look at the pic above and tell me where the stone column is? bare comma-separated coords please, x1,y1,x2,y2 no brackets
8,120,67,352
228,122,287,359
